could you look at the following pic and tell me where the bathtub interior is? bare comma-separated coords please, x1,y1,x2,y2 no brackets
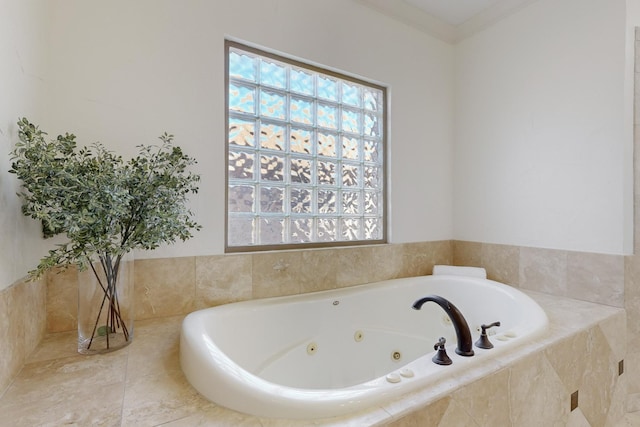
199,276,544,389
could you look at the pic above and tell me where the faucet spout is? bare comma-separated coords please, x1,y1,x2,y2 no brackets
412,295,474,357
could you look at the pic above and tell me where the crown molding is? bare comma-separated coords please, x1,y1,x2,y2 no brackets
355,0,540,44
457,0,540,41
354,0,457,43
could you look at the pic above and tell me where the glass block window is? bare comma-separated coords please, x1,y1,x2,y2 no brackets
226,41,386,251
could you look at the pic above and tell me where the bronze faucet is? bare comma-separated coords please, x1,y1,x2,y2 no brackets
412,295,475,357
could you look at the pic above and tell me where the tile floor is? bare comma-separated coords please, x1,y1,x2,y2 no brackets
0,315,370,427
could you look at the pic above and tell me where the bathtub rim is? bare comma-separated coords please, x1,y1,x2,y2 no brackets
180,275,549,419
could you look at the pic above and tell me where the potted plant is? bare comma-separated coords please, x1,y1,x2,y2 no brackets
9,118,201,354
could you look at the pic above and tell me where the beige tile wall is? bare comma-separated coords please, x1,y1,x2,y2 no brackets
0,294,624,426
389,309,627,427
453,240,625,308
627,256,640,412
454,239,640,416
45,241,453,333
1,240,452,399
2,238,633,424
0,276,46,396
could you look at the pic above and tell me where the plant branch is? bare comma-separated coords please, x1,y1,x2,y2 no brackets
9,118,201,351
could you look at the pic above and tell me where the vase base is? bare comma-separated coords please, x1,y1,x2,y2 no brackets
78,332,133,355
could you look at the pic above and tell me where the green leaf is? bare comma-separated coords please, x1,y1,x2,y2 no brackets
9,118,202,279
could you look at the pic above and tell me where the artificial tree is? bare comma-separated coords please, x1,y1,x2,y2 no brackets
9,118,201,353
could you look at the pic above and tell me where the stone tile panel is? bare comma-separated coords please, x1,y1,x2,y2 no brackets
579,326,620,427
46,267,78,333
452,240,482,267
386,396,450,427
567,251,624,308
0,351,127,426
543,330,590,397
400,240,452,278
508,353,568,427
451,367,512,426
195,254,252,309
251,251,303,298
519,246,568,296
134,257,196,320
0,277,46,397
480,242,519,285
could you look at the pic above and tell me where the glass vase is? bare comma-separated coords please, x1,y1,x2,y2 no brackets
77,251,134,354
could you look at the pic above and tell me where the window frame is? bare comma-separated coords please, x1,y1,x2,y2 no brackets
225,40,388,253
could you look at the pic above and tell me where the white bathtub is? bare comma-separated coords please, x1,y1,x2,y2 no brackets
180,274,548,419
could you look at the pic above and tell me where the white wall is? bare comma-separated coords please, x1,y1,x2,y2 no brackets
7,0,629,287
41,0,455,259
454,0,631,254
0,0,50,289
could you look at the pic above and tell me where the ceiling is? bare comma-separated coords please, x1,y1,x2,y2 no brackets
404,0,504,26
357,0,539,43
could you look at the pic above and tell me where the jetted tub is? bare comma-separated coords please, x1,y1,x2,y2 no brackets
180,274,548,419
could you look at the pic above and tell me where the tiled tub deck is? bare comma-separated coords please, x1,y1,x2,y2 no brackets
0,291,631,426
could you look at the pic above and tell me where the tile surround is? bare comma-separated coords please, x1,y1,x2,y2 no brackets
46,267,77,333
445,367,512,426
520,246,568,296
134,257,196,320
251,250,305,298
1,238,638,422
0,291,627,426
1,240,455,406
625,255,640,410
195,254,252,309
389,292,626,427
454,240,626,309
0,237,638,425
0,276,46,397
2,239,636,425
42,241,454,333
567,252,625,308
453,239,640,422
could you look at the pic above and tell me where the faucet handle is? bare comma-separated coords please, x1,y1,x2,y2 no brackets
432,337,453,365
475,321,501,349
483,321,501,330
